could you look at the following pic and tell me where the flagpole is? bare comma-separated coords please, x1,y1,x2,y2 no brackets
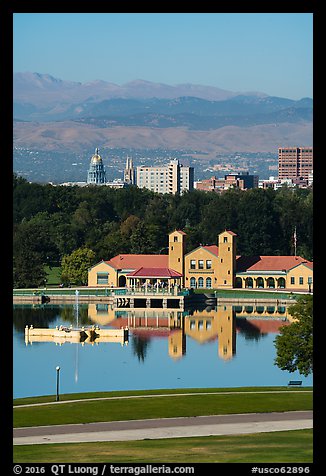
294,227,297,257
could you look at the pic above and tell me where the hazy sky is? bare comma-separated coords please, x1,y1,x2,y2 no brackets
13,13,313,99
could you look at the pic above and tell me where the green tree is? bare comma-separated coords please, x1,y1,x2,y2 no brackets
236,188,281,255
274,295,313,377
61,247,96,285
13,223,46,288
130,222,153,254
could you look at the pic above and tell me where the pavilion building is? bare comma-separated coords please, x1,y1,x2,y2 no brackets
88,230,313,293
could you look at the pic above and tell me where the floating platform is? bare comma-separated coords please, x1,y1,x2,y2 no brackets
24,325,129,345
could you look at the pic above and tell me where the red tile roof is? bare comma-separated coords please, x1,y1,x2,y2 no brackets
202,245,219,256
127,267,182,278
107,254,168,270
236,255,313,272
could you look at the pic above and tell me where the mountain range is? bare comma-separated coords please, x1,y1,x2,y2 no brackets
13,72,313,155
14,71,264,105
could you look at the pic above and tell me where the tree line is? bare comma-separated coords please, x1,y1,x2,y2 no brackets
13,174,313,288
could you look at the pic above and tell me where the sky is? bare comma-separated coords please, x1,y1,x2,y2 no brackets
13,13,313,99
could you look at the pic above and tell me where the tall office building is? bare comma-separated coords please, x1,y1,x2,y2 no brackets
136,159,194,195
87,148,106,185
278,147,313,181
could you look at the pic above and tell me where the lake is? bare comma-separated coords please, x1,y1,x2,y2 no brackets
13,302,312,399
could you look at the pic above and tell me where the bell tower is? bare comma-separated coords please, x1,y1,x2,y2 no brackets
216,230,237,288
168,230,186,286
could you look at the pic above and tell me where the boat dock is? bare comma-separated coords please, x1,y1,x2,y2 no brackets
24,325,129,345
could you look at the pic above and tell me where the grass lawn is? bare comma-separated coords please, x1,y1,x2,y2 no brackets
13,387,313,463
14,429,313,463
14,387,312,428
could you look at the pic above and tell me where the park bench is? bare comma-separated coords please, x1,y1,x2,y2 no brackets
288,380,302,386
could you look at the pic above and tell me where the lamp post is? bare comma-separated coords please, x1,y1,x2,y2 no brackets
56,366,60,402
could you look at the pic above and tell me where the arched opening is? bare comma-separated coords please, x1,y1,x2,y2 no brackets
118,275,127,287
267,277,275,288
278,277,286,288
256,277,264,288
245,277,253,288
235,277,242,288
234,305,243,313
190,277,196,288
198,277,204,288
245,305,254,314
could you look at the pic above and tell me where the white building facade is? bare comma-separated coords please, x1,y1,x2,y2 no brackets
136,159,194,195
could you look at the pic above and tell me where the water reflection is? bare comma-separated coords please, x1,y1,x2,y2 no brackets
14,302,292,363
14,302,309,398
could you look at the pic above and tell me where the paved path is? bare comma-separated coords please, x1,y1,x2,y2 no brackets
13,411,313,445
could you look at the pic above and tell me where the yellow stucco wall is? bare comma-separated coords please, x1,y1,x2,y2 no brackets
168,230,186,283
88,232,312,292
184,247,218,289
234,264,312,292
88,261,118,287
216,231,236,288
286,264,313,291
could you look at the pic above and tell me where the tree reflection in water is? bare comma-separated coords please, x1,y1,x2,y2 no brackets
131,334,151,362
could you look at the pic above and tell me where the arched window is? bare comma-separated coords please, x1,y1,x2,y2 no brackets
256,277,264,288
190,277,196,288
198,277,204,288
245,277,253,288
206,277,212,288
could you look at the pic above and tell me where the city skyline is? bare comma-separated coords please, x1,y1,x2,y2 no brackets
13,13,313,100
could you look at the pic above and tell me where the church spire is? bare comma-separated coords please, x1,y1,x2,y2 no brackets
124,155,135,185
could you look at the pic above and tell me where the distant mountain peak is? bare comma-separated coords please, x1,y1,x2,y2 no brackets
14,71,268,104
13,72,312,125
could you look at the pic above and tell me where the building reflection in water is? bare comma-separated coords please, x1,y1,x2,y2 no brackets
87,302,291,362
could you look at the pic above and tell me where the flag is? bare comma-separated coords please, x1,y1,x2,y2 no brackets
293,227,297,256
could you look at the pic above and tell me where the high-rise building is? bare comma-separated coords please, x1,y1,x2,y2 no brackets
87,148,106,185
136,159,194,195
278,147,313,181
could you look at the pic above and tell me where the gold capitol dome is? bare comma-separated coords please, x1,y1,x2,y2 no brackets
91,147,102,164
